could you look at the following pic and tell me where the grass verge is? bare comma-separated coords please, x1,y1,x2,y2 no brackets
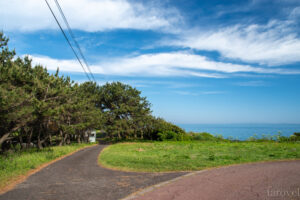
0,143,95,193
99,141,300,172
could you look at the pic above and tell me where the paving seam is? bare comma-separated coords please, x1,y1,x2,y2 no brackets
120,170,208,200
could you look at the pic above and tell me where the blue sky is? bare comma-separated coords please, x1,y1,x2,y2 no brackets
1,0,300,124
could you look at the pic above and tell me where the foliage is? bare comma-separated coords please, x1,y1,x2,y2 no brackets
142,117,186,140
157,131,178,141
157,131,191,141
189,132,223,141
247,132,300,142
97,82,151,140
0,32,185,151
293,132,300,138
0,32,102,150
3,31,298,152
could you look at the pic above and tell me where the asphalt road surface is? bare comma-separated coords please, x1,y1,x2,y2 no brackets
132,160,300,200
0,145,185,200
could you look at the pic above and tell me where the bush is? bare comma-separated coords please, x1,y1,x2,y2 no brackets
158,131,176,141
208,152,215,161
247,132,300,142
277,135,291,142
191,132,223,141
290,133,300,142
157,131,191,141
294,132,300,137
177,132,192,141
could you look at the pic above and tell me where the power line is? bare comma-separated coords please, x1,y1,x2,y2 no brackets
53,0,96,82
44,0,92,82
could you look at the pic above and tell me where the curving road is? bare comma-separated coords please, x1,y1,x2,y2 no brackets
131,160,300,200
2,145,300,200
0,145,185,200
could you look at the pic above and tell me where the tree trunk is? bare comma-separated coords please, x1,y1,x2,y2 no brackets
0,124,24,147
66,134,70,145
19,134,24,149
63,134,68,145
58,130,63,146
77,135,81,143
0,132,11,148
37,133,43,150
49,134,52,146
26,130,33,149
37,123,44,150
134,132,137,139
40,136,49,147
141,131,144,139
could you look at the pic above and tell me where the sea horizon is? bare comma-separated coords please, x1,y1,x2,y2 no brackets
177,123,300,140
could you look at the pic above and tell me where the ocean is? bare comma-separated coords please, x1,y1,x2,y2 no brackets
178,124,300,140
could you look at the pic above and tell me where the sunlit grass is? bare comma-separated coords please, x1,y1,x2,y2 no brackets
99,141,300,172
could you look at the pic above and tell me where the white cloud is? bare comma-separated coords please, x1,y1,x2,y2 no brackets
290,6,300,19
27,52,300,78
174,91,198,96
174,91,225,96
106,80,201,89
167,20,300,66
0,0,181,32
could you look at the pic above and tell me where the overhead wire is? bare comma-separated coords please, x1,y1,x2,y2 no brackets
53,0,96,82
44,0,92,82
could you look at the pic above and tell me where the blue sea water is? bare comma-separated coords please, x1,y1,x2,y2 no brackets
177,124,300,140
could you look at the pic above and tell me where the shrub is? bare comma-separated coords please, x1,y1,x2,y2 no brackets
247,132,300,142
208,152,215,161
157,131,178,141
177,132,192,141
290,133,300,141
277,135,291,142
191,132,222,141
157,131,191,141
294,132,300,137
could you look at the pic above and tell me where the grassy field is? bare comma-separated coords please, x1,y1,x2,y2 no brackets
0,143,95,190
99,141,300,172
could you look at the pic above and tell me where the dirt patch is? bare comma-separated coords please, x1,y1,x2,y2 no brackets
136,148,145,152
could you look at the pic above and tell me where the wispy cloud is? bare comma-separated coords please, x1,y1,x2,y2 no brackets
174,91,198,96
290,6,300,19
174,90,225,96
29,53,223,78
28,52,300,78
117,80,201,89
0,0,182,32
166,20,300,66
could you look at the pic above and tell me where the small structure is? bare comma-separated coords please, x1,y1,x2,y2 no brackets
89,130,97,143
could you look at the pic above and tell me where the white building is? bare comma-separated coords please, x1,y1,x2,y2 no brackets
89,130,96,143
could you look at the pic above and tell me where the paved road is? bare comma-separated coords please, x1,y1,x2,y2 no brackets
0,145,185,200
133,160,300,200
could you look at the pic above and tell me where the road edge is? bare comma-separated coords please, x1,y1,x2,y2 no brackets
0,144,97,195
120,170,206,200
120,159,300,200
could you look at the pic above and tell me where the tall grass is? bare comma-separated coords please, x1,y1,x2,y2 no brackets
99,141,300,172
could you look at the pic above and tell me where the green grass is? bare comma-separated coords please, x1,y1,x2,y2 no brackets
99,141,300,172
0,143,95,189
